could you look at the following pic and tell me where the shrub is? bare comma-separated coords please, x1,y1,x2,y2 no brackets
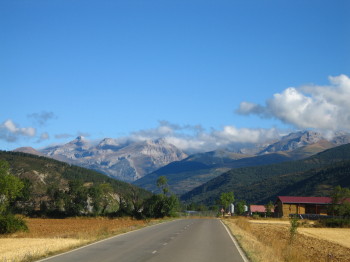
0,214,28,234
289,215,299,243
319,218,350,228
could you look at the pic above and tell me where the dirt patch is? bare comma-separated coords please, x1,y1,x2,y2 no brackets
14,217,148,239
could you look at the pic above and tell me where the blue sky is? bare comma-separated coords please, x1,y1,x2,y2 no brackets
1,0,350,152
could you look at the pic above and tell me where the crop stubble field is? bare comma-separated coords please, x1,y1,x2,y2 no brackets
223,218,350,262
3,217,350,262
0,217,150,262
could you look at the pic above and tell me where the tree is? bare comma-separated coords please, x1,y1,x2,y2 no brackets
65,180,88,216
92,183,118,215
143,176,179,218
219,192,234,211
236,200,246,215
265,201,274,217
330,186,350,217
0,160,27,234
157,176,169,195
0,160,24,214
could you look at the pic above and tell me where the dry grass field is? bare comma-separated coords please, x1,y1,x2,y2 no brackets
223,217,350,262
0,217,152,262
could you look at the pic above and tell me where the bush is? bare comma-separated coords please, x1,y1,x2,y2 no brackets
0,214,28,234
319,218,350,228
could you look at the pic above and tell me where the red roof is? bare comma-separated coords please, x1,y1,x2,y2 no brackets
277,196,332,204
250,205,274,213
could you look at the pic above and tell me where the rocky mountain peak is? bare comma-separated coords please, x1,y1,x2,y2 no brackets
38,137,187,182
259,130,324,154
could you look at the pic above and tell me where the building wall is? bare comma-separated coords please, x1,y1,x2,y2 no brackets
282,204,305,217
275,199,330,217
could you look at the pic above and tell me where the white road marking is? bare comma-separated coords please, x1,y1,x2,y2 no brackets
152,250,157,254
220,220,250,262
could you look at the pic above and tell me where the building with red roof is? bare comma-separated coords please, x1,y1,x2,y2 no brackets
249,205,274,217
275,196,332,218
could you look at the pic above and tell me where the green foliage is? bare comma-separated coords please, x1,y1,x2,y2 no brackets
142,176,179,218
0,151,151,217
265,201,274,217
289,215,299,243
0,214,28,234
219,192,234,210
157,176,169,194
235,200,246,215
0,160,28,234
330,186,350,217
0,160,24,214
142,194,179,218
89,183,119,215
318,218,350,228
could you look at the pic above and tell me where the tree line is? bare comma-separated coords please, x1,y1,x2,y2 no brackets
0,159,179,234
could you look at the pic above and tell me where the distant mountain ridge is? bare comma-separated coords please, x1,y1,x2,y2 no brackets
13,131,350,185
133,132,349,195
37,137,187,182
13,147,45,157
180,143,350,205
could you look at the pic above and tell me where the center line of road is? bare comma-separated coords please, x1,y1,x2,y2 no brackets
152,250,157,254
163,243,168,246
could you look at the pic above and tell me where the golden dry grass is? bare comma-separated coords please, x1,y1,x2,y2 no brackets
223,217,350,262
299,228,350,249
0,217,154,262
0,238,84,262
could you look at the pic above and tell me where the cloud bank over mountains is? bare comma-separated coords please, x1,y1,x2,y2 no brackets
2,75,350,152
121,121,280,153
237,74,350,131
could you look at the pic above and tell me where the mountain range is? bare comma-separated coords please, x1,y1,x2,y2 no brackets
13,131,350,189
133,131,349,194
35,137,187,182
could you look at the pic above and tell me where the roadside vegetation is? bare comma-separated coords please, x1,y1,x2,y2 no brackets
223,217,350,262
0,155,180,235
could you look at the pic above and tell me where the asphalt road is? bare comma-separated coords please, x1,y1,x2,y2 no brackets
38,218,248,262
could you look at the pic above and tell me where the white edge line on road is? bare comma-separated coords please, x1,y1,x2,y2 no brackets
36,219,183,262
220,220,250,262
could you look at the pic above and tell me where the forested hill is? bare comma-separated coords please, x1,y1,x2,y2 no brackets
0,151,151,205
180,143,350,205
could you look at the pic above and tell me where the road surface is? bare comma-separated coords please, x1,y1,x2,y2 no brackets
38,218,248,262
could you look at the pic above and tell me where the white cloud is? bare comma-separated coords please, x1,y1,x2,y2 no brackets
120,121,280,153
0,119,36,142
237,74,350,131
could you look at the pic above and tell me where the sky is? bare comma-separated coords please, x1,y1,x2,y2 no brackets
1,0,350,152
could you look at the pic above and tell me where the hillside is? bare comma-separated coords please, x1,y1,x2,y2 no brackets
0,151,151,208
133,142,332,195
180,143,350,205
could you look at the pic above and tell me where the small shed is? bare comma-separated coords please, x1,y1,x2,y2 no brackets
249,205,274,217
275,196,331,218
